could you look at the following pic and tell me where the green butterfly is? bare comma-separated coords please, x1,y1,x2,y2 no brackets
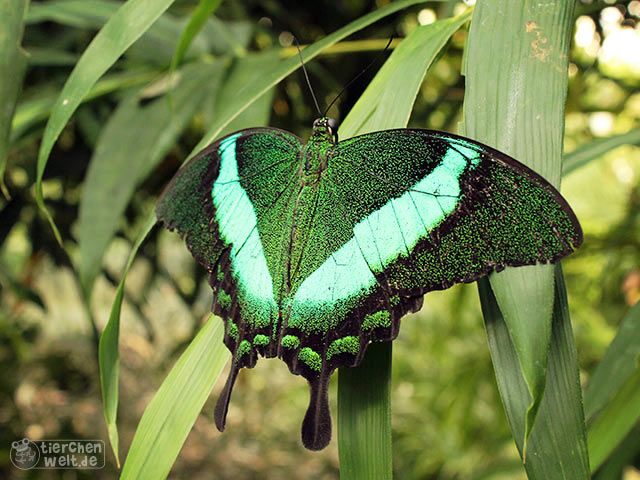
156,116,582,450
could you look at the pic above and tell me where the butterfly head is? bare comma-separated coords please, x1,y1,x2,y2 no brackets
312,117,338,144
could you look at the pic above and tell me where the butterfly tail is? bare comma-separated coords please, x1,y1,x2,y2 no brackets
214,362,240,432
301,374,332,450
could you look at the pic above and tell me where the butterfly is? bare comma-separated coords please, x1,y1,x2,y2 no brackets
156,115,582,450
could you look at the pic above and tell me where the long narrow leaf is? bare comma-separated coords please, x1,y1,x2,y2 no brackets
584,302,640,420
99,214,156,467
338,343,392,480
587,369,640,471
336,12,471,479
78,62,224,297
0,0,29,197
35,0,179,243
584,302,640,471
479,268,590,479
170,0,222,70
463,0,583,461
563,129,640,176
120,315,230,479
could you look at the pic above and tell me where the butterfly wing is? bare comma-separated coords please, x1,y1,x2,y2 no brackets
285,128,582,449
156,127,302,430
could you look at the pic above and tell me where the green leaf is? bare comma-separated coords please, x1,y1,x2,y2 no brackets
78,62,224,297
563,129,640,176
340,10,472,138
584,302,640,471
587,369,640,471
338,343,392,480
336,12,471,479
593,426,640,480
189,0,430,156
463,0,585,462
101,4,421,470
120,315,230,479
99,214,156,467
478,267,590,479
170,0,222,70
26,0,213,65
34,0,179,244
584,302,640,420
0,0,29,197
11,69,158,141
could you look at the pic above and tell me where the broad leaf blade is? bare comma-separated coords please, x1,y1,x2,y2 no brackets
479,268,590,479
463,0,585,462
337,12,471,480
120,315,230,479
35,0,179,243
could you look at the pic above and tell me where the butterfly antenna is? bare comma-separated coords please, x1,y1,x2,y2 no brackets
323,35,394,117
294,37,323,117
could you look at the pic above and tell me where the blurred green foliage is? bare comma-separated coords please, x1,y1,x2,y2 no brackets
0,0,639,478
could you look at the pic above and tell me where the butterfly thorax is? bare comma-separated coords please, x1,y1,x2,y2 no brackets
301,118,337,182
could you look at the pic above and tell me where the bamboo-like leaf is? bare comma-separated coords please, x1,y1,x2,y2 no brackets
0,0,29,197
584,302,640,420
26,0,213,65
587,369,640,471
101,3,424,470
338,343,392,480
99,214,156,467
34,0,179,244
78,62,224,297
337,13,471,479
120,315,230,479
170,0,222,70
584,302,640,471
563,129,640,176
339,10,471,137
479,268,590,479
463,0,585,463
11,69,158,141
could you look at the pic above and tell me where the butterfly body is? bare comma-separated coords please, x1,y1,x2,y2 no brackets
157,118,582,450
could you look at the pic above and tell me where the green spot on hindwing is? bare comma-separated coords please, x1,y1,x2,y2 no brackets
362,310,391,331
237,339,251,359
298,347,322,372
253,334,270,346
326,336,360,360
227,321,239,341
281,335,300,349
216,290,232,310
